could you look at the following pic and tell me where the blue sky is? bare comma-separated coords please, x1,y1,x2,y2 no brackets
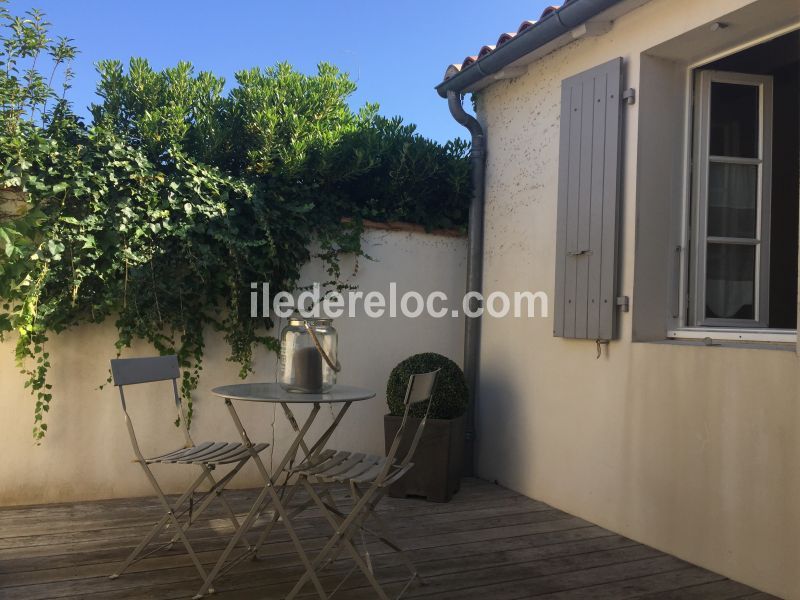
7,0,552,143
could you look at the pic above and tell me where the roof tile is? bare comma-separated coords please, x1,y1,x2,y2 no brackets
444,1,578,81
540,5,561,18
477,45,496,59
496,32,516,46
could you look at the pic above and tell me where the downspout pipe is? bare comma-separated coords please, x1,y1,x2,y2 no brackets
448,90,485,476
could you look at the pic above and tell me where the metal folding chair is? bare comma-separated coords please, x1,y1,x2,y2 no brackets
108,355,269,594
286,369,440,600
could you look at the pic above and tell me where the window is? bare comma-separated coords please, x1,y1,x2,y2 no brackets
690,71,773,327
681,31,799,337
634,27,799,344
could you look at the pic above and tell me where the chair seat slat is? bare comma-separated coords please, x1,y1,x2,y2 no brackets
217,443,269,464
326,455,383,482
350,461,393,483
303,451,351,475
176,443,240,463
147,441,215,463
147,441,269,465
318,452,367,477
294,449,337,471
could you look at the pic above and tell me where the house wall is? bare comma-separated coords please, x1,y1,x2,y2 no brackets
475,0,800,598
0,226,466,506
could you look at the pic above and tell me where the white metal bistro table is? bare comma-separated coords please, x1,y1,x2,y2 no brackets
195,383,375,599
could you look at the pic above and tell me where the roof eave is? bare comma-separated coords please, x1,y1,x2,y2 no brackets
435,0,627,98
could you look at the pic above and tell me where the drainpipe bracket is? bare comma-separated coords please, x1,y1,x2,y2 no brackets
493,66,528,81
571,20,613,39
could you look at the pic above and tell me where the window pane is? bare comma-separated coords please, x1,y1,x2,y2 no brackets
708,162,758,238
705,243,755,320
710,82,759,158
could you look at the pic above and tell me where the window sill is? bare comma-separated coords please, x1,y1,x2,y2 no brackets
665,328,797,351
667,328,796,343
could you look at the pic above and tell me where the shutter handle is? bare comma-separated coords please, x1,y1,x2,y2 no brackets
568,249,593,256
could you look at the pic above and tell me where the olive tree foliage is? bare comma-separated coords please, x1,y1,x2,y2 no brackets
0,3,471,441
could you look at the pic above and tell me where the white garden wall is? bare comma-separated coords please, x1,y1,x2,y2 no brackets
0,225,466,506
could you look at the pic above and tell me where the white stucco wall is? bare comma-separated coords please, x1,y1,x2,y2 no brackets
0,226,466,506
475,0,800,598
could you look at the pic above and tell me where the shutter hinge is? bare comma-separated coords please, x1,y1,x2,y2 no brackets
622,88,636,105
616,296,630,312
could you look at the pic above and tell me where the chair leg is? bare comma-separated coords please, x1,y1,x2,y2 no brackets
352,482,423,586
164,502,209,583
194,485,271,599
143,468,210,583
351,483,374,575
350,482,424,597
327,504,388,600
250,481,301,558
266,480,329,599
109,468,207,579
367,509,424,584
202,464,245,537
109,512,171,579
286,478,389,600
166,462,250,549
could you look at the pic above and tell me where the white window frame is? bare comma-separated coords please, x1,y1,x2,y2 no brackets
650,24,800,345
689,70,774,328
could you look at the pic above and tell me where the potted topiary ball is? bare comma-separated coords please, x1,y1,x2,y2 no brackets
384,352,468,502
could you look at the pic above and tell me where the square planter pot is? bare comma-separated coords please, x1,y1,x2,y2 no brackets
383,413,464,503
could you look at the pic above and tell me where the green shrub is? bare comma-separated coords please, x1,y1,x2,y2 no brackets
0,2,471,440
386,353,468,420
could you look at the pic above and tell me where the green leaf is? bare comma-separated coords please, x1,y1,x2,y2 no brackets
47,239,65,256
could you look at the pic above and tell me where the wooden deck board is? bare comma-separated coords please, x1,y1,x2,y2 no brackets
0,478,773,599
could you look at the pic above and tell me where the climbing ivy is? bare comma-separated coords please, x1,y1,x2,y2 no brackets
0,3,471,441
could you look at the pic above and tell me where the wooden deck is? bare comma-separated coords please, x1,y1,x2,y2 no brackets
0,478,774,599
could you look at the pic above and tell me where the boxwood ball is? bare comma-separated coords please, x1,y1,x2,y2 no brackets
386,353,468,420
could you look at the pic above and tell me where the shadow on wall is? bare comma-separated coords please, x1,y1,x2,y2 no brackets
476,367,524,488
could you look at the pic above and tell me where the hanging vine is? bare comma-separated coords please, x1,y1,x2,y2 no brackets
0,2,471,441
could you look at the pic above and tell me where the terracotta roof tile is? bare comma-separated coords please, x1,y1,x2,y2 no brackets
477,45,496,59
444,1,579,81
496,32,516,46
445,63,462,78
540,5,561,18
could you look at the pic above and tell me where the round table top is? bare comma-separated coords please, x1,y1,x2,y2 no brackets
210,382,376,404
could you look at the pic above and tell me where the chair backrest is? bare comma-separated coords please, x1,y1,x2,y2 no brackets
111,355,180,386
403,370,438,406
383,369,440,477
110,355,191,460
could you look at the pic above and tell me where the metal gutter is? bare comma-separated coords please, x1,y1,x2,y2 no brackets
447,91,485,476
436,0,626,97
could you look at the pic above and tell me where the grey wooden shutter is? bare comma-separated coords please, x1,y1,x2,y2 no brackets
553,57,623,341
